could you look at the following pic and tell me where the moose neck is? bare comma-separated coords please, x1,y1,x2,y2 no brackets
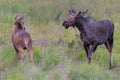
75,16,96,34
75,20,86,34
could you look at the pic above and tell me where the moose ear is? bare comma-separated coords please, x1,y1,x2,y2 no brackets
83,9,88,14
69,8,76,15
75,11,81,19
19,16,25,21
80,9,88,18
14,13,18,20
77,11,81,16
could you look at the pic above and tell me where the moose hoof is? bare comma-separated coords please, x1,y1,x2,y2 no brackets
30,60,34,65
109,66,115,70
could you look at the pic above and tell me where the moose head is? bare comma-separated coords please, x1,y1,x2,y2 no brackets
62,9,88,29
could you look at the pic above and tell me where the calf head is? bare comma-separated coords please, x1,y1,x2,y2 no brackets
13,14,25,30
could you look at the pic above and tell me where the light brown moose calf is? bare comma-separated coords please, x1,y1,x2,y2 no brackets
11,14,34,64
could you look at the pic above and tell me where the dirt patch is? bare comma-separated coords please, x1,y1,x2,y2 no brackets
32,38,68,47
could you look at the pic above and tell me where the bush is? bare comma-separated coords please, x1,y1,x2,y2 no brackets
68,63,118,80
0,43,17,68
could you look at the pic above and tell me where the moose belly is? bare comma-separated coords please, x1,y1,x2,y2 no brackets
80,33,96,45
97,37,108,45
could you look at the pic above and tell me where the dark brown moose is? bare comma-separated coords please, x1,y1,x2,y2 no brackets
62,9,114,69
11,14,34,64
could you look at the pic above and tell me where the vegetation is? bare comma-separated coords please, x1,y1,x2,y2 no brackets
0,0,120,80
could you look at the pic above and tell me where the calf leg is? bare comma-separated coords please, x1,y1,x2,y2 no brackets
17,48,26,62
14,47,20,60
105,39,113,69
13,45,20,60
88,43,98,63
27,47,34,64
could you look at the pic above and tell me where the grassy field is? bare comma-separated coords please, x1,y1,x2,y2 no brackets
0,0,120,80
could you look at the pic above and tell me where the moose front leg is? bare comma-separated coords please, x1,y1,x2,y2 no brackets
88,43,98,63
83,44,90,59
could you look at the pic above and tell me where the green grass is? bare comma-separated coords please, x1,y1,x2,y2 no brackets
68,63,117,80
0,0,120,80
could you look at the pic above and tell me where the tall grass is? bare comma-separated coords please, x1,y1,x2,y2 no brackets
68,63,117,80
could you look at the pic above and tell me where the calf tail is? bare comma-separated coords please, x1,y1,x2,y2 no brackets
24,38,29,48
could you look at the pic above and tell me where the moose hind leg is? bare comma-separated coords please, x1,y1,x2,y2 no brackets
105,39,113,69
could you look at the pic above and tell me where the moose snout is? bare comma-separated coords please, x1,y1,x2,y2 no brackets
62,21,69,29
62,21,66,26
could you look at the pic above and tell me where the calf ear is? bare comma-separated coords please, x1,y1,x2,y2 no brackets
14,13,18,20
19,16,25,22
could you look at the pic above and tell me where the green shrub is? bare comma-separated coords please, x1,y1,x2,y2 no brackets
0,44,17,68
68,63,118,80
33,46,43,64
40,53,61,71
